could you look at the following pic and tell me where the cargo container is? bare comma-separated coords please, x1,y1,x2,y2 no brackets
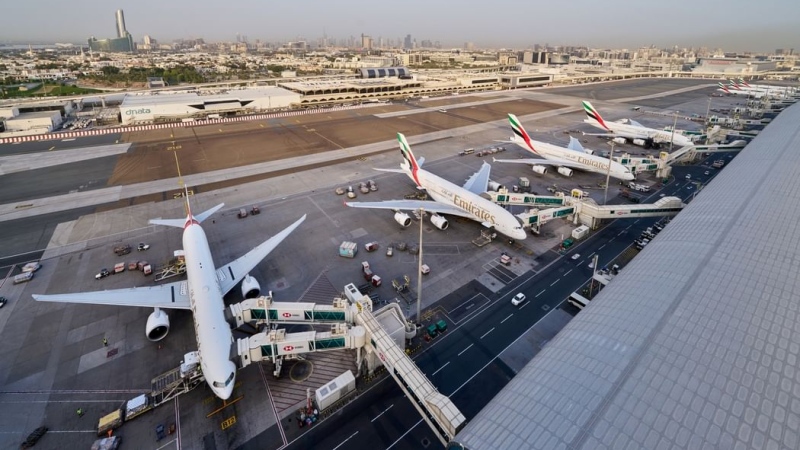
572,225,590,240
339,241,357,258
315,370,356,411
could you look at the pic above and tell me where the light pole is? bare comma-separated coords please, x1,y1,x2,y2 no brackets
705,98,711,132
669,110,679,152
588,254,599,298
416,207,424,325
603,141,616,205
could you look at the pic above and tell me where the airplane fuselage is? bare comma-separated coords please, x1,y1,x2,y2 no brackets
183,222,236,400
511,136,634,180
584,120,693,146
413,169,526,240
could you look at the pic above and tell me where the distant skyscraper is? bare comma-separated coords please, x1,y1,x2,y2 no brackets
361,34,373,50
115,9,128,39
404,34,412,50
88,9,134,53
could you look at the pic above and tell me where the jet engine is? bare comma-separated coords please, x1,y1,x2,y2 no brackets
531,165,548,175
487,181,505,192
394,211,412,227
557,167,574,177
241,274,261,299
430,214,449,230
146,308,170,341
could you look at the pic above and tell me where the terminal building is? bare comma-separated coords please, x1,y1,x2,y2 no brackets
118,87,300,125
452,103,800,450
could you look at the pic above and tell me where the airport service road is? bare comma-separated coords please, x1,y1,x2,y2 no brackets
274,216,658,450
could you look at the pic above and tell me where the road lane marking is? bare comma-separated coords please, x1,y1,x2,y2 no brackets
519,301,529,310
480,328,495,339
500,314,513,324
458,344,473,356
550,279,560,286
371,404,394,422
431,362,450,376
386,420,423,450
536,289,546,297
332,431,359,450
599,244,606,249
564,269,572,276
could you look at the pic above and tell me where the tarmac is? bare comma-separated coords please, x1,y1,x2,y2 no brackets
0,78,737,450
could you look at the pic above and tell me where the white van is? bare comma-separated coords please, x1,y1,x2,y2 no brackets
13,272,33,284
568,292,590,310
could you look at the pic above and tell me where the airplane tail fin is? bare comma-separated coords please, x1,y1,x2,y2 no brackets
582,101,610,131
507,113,537,154
717,82,730,94
738,78,751,88
150,201,225,228
397,133,423,187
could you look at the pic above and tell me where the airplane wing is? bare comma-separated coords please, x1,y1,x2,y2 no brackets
216,214,306,295
345,200,474,219
33,281,192,309
461,161,491,195
627,119,645,127
492,157,593,171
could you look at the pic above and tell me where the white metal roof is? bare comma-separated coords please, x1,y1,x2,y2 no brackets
453,102,800,450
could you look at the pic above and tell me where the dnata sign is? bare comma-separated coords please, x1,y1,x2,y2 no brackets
125,108,151,116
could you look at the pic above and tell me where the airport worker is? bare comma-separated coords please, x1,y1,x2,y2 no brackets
103,337,108,347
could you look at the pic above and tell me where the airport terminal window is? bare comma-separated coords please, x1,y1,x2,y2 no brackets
519,76,550,83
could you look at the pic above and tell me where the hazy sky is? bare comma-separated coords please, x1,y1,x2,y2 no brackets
0,0,798,51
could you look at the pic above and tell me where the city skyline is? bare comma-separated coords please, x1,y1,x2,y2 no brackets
0,0,798,52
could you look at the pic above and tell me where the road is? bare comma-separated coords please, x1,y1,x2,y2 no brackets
237,153,730,450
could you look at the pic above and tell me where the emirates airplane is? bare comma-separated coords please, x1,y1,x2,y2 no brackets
582,101,695,148
33,191,306,400
346,133,527,240
493,113,634,181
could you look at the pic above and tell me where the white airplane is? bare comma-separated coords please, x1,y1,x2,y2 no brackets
33,190,306,400
733,79,797,94
582,101,695,148
345,133,527,240
717,81,774,99
493,113,634,181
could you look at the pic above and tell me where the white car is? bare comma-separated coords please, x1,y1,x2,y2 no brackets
571,253,581,260
704,171,710,175
511,293,526,306
685,174,692,180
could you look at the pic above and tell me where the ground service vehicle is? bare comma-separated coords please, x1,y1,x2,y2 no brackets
114,244,132,256
95,269,110,280
13,272,33,284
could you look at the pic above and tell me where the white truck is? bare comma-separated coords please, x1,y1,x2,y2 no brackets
628,182,650,193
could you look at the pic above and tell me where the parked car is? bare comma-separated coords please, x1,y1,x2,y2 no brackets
0,297,7,308
511,293,526,306
386,246,393,257
137,243,150,251
95,268,111,280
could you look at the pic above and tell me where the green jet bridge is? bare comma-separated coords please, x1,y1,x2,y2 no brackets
228,284,466,446
488,191,685,231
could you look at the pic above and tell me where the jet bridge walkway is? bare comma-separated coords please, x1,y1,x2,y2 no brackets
225,293,354,329
353,291,466,445
485,191,685,230
227,284,466,445
234,323,365,376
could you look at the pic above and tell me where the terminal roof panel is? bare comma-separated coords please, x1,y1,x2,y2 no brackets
454,102,800,450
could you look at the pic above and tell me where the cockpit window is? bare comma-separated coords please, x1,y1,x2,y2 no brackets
213,372,235,388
